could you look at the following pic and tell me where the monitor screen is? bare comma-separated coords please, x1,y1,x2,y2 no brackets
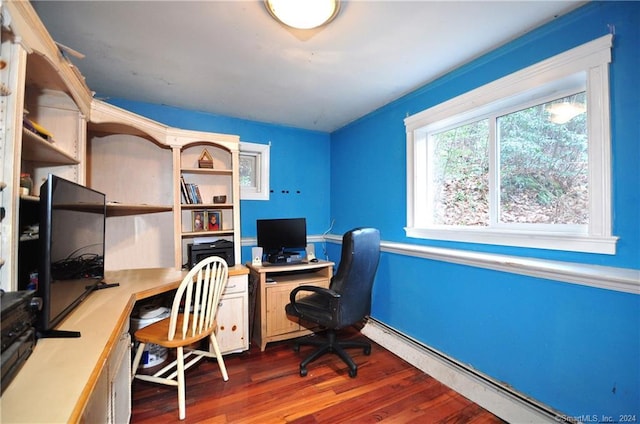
256,218,307,255
38,174,106,334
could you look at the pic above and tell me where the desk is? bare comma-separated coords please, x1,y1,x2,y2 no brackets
247,260,334,351
0,265,248,423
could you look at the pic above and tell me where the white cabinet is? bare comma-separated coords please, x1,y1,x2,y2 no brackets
217,274,249,354
81,324,132,423
109,330,132,423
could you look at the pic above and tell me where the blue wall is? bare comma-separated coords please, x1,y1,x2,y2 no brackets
330,1,639,418
109,1,639,418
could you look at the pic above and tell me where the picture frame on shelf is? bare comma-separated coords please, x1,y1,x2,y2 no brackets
192,210,205,231
206,210,222,231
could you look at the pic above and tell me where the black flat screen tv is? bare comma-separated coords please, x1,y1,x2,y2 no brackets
257,218,307,259
37,174,106,338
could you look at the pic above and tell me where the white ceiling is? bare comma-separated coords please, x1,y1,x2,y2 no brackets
32,1,584,132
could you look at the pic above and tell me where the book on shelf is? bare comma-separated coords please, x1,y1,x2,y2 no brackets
187,183,202,204
181,176,204,204
180,176,191,204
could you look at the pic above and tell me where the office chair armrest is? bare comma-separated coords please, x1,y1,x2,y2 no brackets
289,285,340,303
289,285,341,316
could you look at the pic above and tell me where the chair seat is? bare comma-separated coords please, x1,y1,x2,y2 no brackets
134,314,216,348
285,293,334,325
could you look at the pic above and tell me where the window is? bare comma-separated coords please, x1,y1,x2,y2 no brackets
405,35,616,254
239,142,270,200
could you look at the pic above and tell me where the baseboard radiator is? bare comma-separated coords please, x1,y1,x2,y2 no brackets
362,318,574,423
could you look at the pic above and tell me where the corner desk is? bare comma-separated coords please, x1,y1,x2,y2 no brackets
1,265,248,424
247,260,334,351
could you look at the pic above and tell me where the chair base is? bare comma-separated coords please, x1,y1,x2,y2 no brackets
293,330,371,378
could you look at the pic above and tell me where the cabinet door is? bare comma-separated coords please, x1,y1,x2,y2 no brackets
265,283,301,337
81,366,109,423
216,294,247,353
215,275,248,354
109,332,131,424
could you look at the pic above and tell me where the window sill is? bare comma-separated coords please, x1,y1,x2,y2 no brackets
325,233,637,295
405,227,618,255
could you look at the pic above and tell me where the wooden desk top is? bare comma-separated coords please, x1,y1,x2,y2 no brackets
0,266,248,423
246,259,334,274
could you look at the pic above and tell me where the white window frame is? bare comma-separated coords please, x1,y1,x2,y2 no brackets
405,35,617,254
239,141,270,200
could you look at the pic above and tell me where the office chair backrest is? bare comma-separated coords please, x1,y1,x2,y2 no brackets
330,227,380,326
167,255,228,341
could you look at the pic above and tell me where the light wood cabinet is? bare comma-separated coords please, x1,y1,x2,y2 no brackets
172,132,242,269
217,273,249,353
81,321,131,423
248,261,334,351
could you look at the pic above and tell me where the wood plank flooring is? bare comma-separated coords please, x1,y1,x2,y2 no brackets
131,330,506,423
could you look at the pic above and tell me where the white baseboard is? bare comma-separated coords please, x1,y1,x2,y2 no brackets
362,319,568,423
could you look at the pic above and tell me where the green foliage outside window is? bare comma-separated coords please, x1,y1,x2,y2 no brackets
429,92,587,226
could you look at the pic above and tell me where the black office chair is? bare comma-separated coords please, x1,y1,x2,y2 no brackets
285,227,380,377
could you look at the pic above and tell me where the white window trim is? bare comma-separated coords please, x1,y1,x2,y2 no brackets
239,141,270,200
405,35,617,254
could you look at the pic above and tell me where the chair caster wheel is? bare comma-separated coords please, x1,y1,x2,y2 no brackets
349,368,357,378
364,346,371,355
300,367,308,377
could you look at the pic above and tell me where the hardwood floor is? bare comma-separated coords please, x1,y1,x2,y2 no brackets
131,330,506,423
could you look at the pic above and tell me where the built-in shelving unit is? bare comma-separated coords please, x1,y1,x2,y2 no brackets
2,2,243,286
173,133,241,268
87,101,242,271
1,4,246,422
1,1,90,292
87,101,175,270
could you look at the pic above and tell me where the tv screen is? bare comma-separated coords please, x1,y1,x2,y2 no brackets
38,174,106,336
256,218,307,256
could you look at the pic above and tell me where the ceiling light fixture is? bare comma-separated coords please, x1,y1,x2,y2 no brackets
265,0,340,30
546,101,587,124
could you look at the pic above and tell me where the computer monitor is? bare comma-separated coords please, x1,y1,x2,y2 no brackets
256,218,306,263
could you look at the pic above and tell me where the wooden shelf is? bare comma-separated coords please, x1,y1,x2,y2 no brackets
21,128,79,165
181,229,234,238
181,167,232,175
106,202,172,217
180,203,233,209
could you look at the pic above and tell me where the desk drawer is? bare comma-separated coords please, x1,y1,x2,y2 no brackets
224,275,247,295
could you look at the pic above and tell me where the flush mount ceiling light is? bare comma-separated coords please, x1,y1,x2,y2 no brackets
546,101,587,124
265,0,340,30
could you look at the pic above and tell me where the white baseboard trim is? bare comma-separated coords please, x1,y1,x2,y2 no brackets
362,319,568,424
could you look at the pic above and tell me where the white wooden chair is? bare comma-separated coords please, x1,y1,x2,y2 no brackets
131,256,229,420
